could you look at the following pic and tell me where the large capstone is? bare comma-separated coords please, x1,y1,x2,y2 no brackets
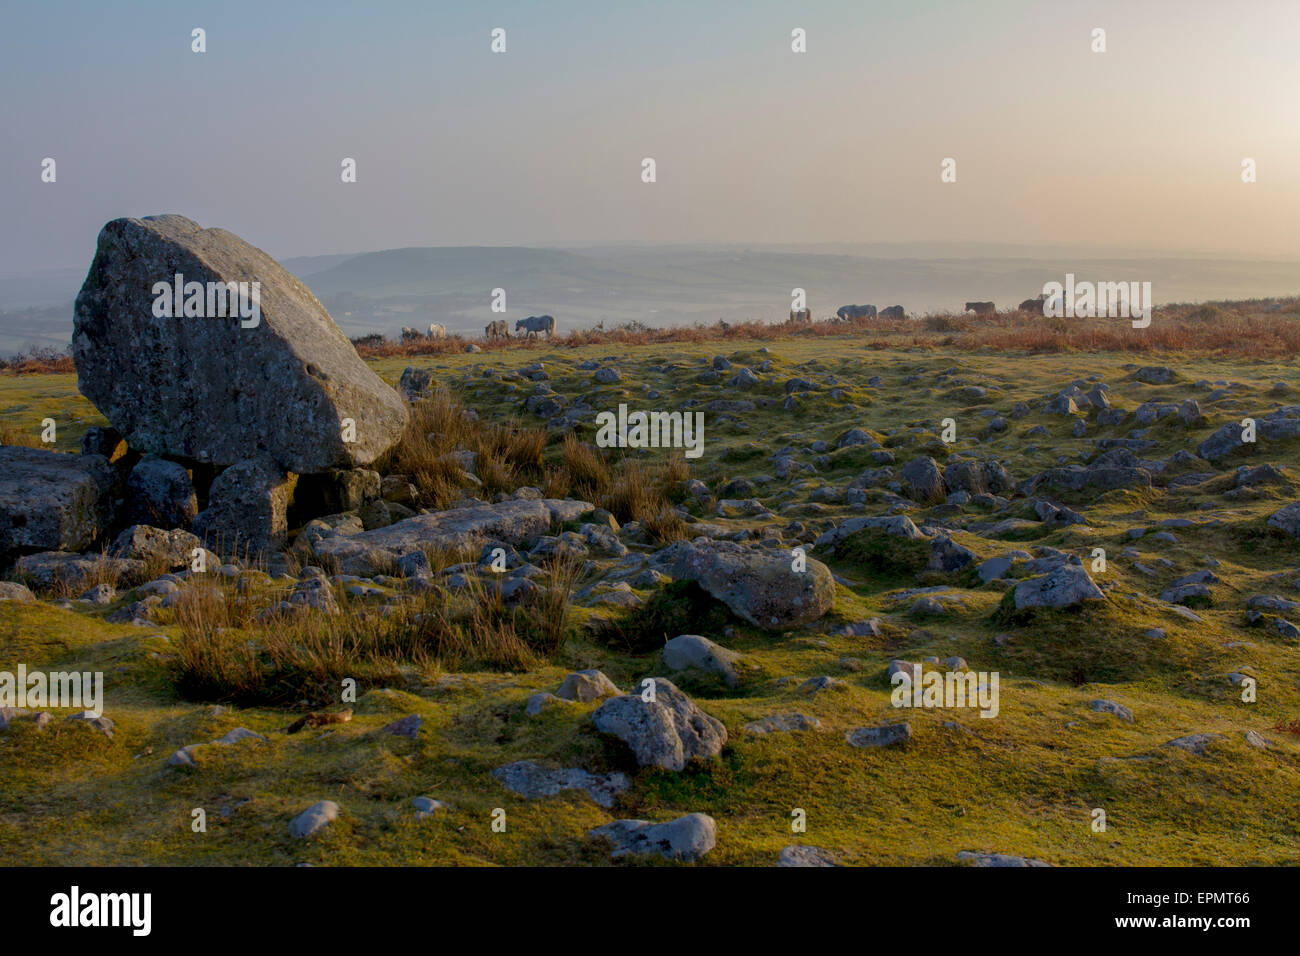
73,215,409,473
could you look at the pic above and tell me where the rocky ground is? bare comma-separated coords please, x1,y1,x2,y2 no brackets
3,336,1300,866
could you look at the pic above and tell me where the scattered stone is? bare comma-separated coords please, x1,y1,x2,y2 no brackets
1089,699,1135,723
493,760,630,808
591,678,727,771
845,723,912,748
778,845,837,867
743,713,821,735
556,669,621,703
289,800,340,838
662,634,741,688
587,813,716,862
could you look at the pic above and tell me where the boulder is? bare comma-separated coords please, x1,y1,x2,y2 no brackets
587,813,716,862
0,447,116,557
899,456,946,503
845,723,912,748
591,678,727,771
555,669,621,703
928,535,978,573
192,458,296,556
288,800,340,838
73,215,408,473
0,581,36,603
662,634,741,688
944,458,1013,496
667,540,835,630
1012,564,1105,610
1267,502,1300,538
108,525,200,569
124,455,198,528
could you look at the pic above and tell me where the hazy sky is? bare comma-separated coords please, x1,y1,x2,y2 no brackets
3,0,1299,273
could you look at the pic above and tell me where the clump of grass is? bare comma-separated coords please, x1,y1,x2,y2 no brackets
170,551,588,705
0,425,42,447
375,390,552,507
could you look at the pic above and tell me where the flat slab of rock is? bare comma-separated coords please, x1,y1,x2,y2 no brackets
587,812,716,862
957,850,1050,867
778,845,837,867
744,713,822,735
845,723,912,748
667,540,835,630
592,678,727,771
493,759,630,808
1165,733,1226,756
311,498,594,575
73,215,408,472
1089,699,1135,723
0,447,116,557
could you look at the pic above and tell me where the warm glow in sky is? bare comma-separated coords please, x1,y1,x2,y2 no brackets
2,0,1299,271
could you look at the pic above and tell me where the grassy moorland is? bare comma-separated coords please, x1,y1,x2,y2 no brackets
1,301,1299,866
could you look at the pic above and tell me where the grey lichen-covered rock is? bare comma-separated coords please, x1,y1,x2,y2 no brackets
587,812,716,862
288,800,340,838
192,458,296,556
957,850,1051,867
1267,501,1300,538
73,215,409,473
591,678,727,771
899,456,946,503
845,723,912,748
492,760,630,808
309,498,593,575
124,455,198,528
108,525,201,569
0,581,37,603
778,845,837,867
927,534,978,573
1165,733,1226,756
667,540,834,630
1012,564,1105,610
0,446,116,557
813,514,927,551
555,669,621,703
661,634,741,688
1089,699,1135,723
943,458,1013,496
743,713,822,735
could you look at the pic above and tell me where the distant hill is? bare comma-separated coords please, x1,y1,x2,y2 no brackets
1,241,1297,352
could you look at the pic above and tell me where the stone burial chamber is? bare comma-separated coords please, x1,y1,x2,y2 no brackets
66,214,411,556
